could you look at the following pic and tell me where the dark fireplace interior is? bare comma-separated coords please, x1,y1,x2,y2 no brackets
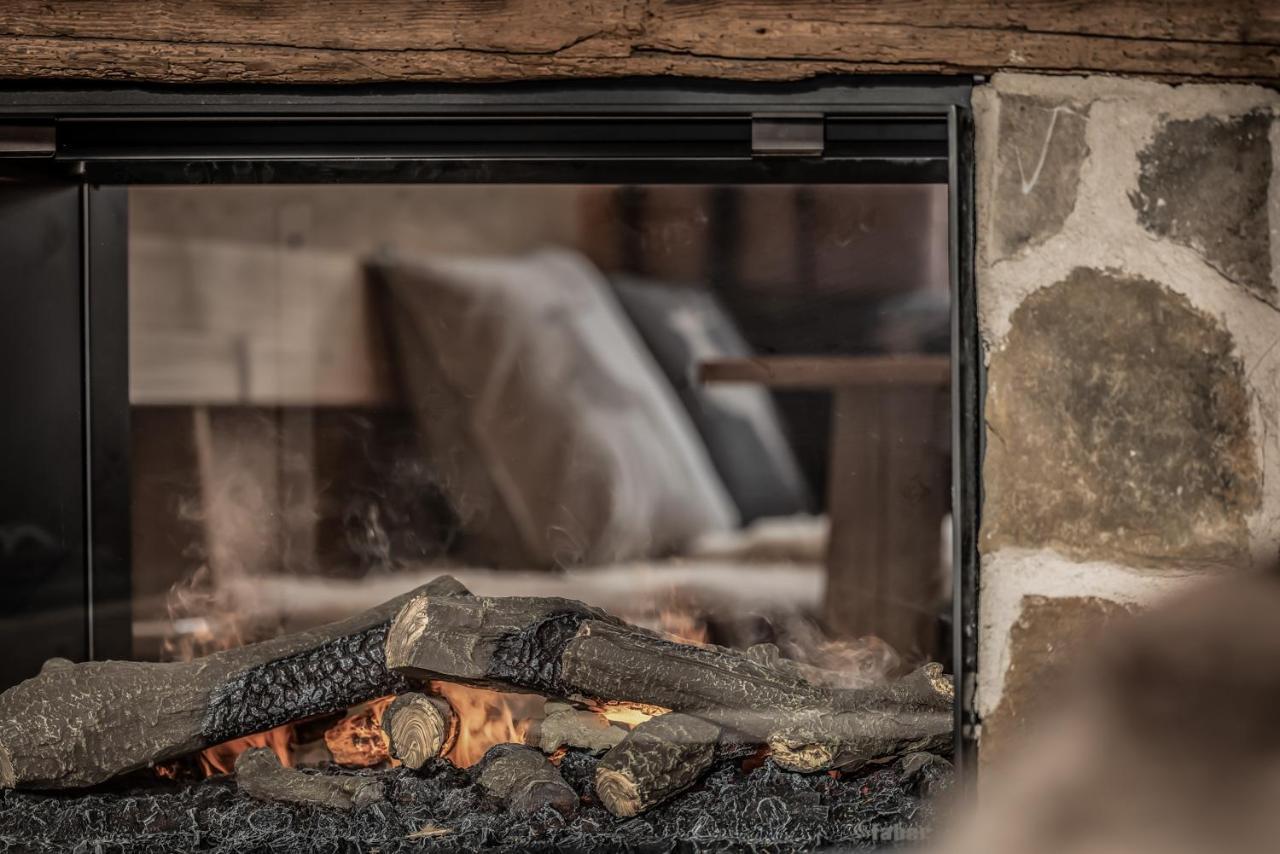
0,84,972,852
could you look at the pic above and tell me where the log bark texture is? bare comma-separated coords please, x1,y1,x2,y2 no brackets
384,592,951,772
381,692,458,770
235,747,383,810
595,713,720,817
474,743,578,816
0,1,1274,84
0,575,469,790
766,664,956,774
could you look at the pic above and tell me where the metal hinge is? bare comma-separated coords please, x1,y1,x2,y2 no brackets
0,124,55,157
751,113,824,157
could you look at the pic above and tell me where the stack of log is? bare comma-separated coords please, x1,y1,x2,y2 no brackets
0,576,952,817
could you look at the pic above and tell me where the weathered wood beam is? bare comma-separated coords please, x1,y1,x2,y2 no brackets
0,575,470,790
0,1,1274,84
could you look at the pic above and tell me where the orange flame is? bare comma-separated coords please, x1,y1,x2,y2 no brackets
429,681,542,768
658,606,709,646
197,725,294,777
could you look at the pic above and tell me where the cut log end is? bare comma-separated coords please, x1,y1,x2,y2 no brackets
384,595,433,674
235,747,382,810
382,693,457,770
765,738,835,774
594,767,642,818
923,662,955,701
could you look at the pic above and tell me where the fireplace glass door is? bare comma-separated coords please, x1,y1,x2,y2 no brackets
125,182,952,694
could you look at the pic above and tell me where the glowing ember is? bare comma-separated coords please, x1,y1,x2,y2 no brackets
429,681,542,768
590,700,666,729
324,696,397,768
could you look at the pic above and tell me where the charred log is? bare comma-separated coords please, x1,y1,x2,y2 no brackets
382,692,458,770
766,664,955,773
0,575,470,790
474,743,578,816
384,592,951,772
234,747,382,810
595,713,720,817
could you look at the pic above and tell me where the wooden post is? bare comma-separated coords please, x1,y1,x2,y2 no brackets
823,383,950,659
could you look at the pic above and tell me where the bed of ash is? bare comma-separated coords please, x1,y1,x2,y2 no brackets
0,750,951,853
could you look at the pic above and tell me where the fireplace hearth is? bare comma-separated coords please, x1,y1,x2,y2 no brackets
0,79,975,851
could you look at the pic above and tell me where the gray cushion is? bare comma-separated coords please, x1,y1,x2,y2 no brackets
611,275,813,523
371,249,737,568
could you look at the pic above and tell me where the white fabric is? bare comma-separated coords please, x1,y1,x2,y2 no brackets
378,247,737,567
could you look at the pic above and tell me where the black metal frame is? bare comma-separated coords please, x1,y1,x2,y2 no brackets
0,75,980,770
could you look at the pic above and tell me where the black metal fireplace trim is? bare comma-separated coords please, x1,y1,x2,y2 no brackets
0,75,981,774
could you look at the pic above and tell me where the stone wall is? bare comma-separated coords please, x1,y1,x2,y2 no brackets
973,73,1280,758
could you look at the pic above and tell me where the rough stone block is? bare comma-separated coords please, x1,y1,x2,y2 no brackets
1131,111,1275,304
989,93,1089,259
982,267,1259,566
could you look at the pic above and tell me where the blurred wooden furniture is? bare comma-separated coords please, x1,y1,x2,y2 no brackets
701,355,950,660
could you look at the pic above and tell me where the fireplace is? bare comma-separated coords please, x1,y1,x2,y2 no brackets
0,79,978,851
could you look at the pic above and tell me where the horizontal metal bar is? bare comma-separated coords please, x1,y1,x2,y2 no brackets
0,123,55,157
81,156,949,185
0,77,971,118
54,113,950,166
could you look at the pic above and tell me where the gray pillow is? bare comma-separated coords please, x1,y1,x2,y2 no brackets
611,276,813,523
371,248,737,568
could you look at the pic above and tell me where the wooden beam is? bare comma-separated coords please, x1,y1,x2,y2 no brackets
0,1,1274,84
699,356,950,388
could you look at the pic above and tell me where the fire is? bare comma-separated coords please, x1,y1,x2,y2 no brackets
197,725,294,777
658,606,709,646
324,696,397,768
429,681,542,768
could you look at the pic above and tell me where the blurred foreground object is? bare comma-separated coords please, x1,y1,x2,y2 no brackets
938,567,1280,854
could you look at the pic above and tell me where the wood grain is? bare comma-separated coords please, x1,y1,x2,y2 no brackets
0,1,1274,84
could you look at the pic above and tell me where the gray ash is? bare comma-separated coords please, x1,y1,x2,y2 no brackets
0,752,950,853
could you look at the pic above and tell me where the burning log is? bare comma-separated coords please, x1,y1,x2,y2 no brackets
525,701,626,756
381,692,458,770
235,747,382,810
384,592,952,772
474,743,578,816
595,713,719,817
0,575,471,790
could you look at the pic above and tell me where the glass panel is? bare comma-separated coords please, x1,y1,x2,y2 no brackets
127,182,950,756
